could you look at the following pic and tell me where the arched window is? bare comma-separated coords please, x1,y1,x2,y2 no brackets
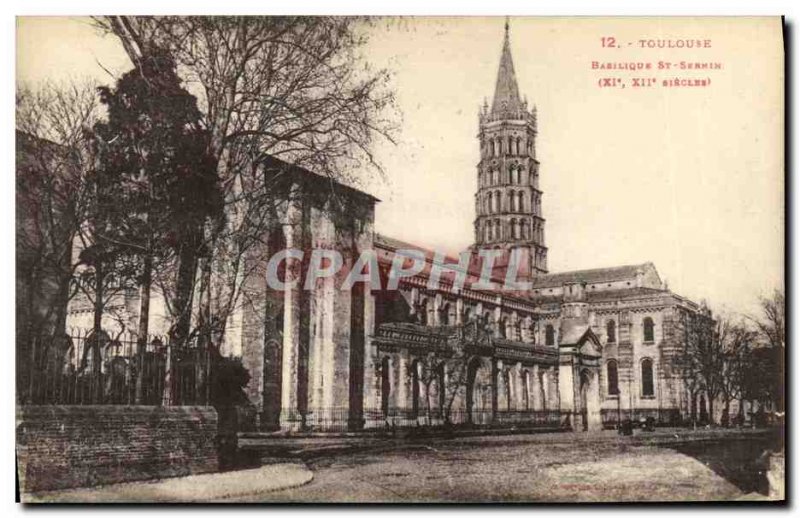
482,311,492,330
418,299,428,325
517,191,525,212
437,363,446,410
486,192,493,214
509,219,517,239
462,306,473,324
643,317,655,343
507,136,513,155
508,191,515,212
494,218,502,240
439,303,450,326
607,360,619,396
520,219,529,239
606,320,616,343
486,220,493,241
545,324,555,346
498,317,507,338
494,190,502,212
516,137,522,156
641,358,654,396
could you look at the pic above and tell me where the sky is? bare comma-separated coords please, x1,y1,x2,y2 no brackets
16,16,784,317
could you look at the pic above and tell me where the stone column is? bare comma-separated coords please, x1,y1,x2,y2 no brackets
586,370,603,431
455,297,465,325
325,217,350,415
531,364,541,410
496,360,507,415
280,192,304,431
397,350,409,415
515,362,524,410
308,207,334,421
360,211,377,423
433,294,443,326
348,216,373,430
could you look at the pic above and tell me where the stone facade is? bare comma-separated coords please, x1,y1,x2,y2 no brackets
368,235,561,429
530,264,709,428
227,157,378,431
58,23,712,434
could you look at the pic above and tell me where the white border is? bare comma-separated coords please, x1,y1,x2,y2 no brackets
5,1,795,516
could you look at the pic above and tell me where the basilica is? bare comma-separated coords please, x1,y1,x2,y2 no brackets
66,24,712,434
220,23,711,434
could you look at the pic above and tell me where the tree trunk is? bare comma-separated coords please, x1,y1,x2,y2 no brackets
135,254,152,404
90,264,104,403
707,394,715,425
173,233,199,346
723,398,731,426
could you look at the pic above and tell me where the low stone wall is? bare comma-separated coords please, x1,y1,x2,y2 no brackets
17,405,219,493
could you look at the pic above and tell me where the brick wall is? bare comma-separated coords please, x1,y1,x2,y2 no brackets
16,405,219,493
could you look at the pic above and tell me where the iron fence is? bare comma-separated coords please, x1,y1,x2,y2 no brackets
601,408,682,429
278,406,566,433
25,329,211,406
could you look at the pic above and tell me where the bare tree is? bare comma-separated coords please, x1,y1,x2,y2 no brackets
93,16,398,350
16,80,102,402
753,289,785,349
672,306,719,424
747,288,785,413
719,320,757,425
441,320,493,424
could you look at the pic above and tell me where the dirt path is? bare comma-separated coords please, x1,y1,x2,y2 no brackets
230,440,747,502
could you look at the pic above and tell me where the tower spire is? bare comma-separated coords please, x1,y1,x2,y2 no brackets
473,19,547,276
491,17,523,115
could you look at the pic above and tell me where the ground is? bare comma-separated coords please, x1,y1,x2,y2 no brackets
26,428,781,503
226,429,780,503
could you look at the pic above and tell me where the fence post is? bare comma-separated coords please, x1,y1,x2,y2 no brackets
135,337,145,405
162,339,173,406
204,346,212,405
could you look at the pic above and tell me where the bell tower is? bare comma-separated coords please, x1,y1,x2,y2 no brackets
472,20,548,275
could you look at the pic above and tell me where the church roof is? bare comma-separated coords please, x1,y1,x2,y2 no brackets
258,154,379,204
490,21,525,116
531,263,651,289
559,326,600,349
